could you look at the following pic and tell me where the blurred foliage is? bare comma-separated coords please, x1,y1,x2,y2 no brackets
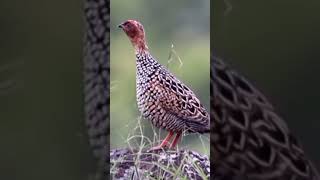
0,0,95,180
213,0,320,168
110,0,210,154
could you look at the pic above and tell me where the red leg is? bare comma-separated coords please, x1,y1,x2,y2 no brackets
170,132,182,149
149,131,174,151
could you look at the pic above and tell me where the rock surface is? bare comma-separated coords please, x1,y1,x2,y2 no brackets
110,148,210,180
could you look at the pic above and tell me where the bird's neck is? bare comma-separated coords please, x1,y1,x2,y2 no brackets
134,43,149,54
130,35,149,54
135,52,156,65
135,52,160,78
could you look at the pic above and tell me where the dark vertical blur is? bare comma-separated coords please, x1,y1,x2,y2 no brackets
0,0,95,180
212,0,320,168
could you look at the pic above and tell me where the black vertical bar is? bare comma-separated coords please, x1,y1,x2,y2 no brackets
83,0,110,179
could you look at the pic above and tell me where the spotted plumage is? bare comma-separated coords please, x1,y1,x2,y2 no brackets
119,20,209,150
212,56,320,180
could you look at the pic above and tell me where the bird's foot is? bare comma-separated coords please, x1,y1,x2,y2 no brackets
148,144,169,152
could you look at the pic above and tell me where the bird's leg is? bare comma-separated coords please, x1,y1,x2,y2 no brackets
149,131,174,151
170,132,182,149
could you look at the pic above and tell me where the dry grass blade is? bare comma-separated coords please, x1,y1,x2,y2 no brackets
167,44,183,69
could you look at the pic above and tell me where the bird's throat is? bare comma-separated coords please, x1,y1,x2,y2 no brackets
131,37,149,54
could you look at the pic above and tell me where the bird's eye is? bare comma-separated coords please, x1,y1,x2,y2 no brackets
123,22,131,28
128,24,134,28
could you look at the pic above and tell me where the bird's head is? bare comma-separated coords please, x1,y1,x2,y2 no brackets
118,19,148,53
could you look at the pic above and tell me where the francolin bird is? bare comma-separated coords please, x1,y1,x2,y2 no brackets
118,20,209,150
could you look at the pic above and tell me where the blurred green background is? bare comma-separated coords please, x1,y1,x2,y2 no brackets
110,0,210,154
0,0,95,180
213,0,320,169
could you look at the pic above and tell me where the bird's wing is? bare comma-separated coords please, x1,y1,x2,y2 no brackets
156,67,209,131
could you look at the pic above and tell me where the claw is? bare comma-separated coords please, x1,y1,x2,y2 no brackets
148,145,168,152
148,131,174,152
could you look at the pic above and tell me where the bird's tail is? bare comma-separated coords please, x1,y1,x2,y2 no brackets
187,121,210,133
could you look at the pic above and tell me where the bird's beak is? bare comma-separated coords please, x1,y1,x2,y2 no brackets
118,23,124,29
